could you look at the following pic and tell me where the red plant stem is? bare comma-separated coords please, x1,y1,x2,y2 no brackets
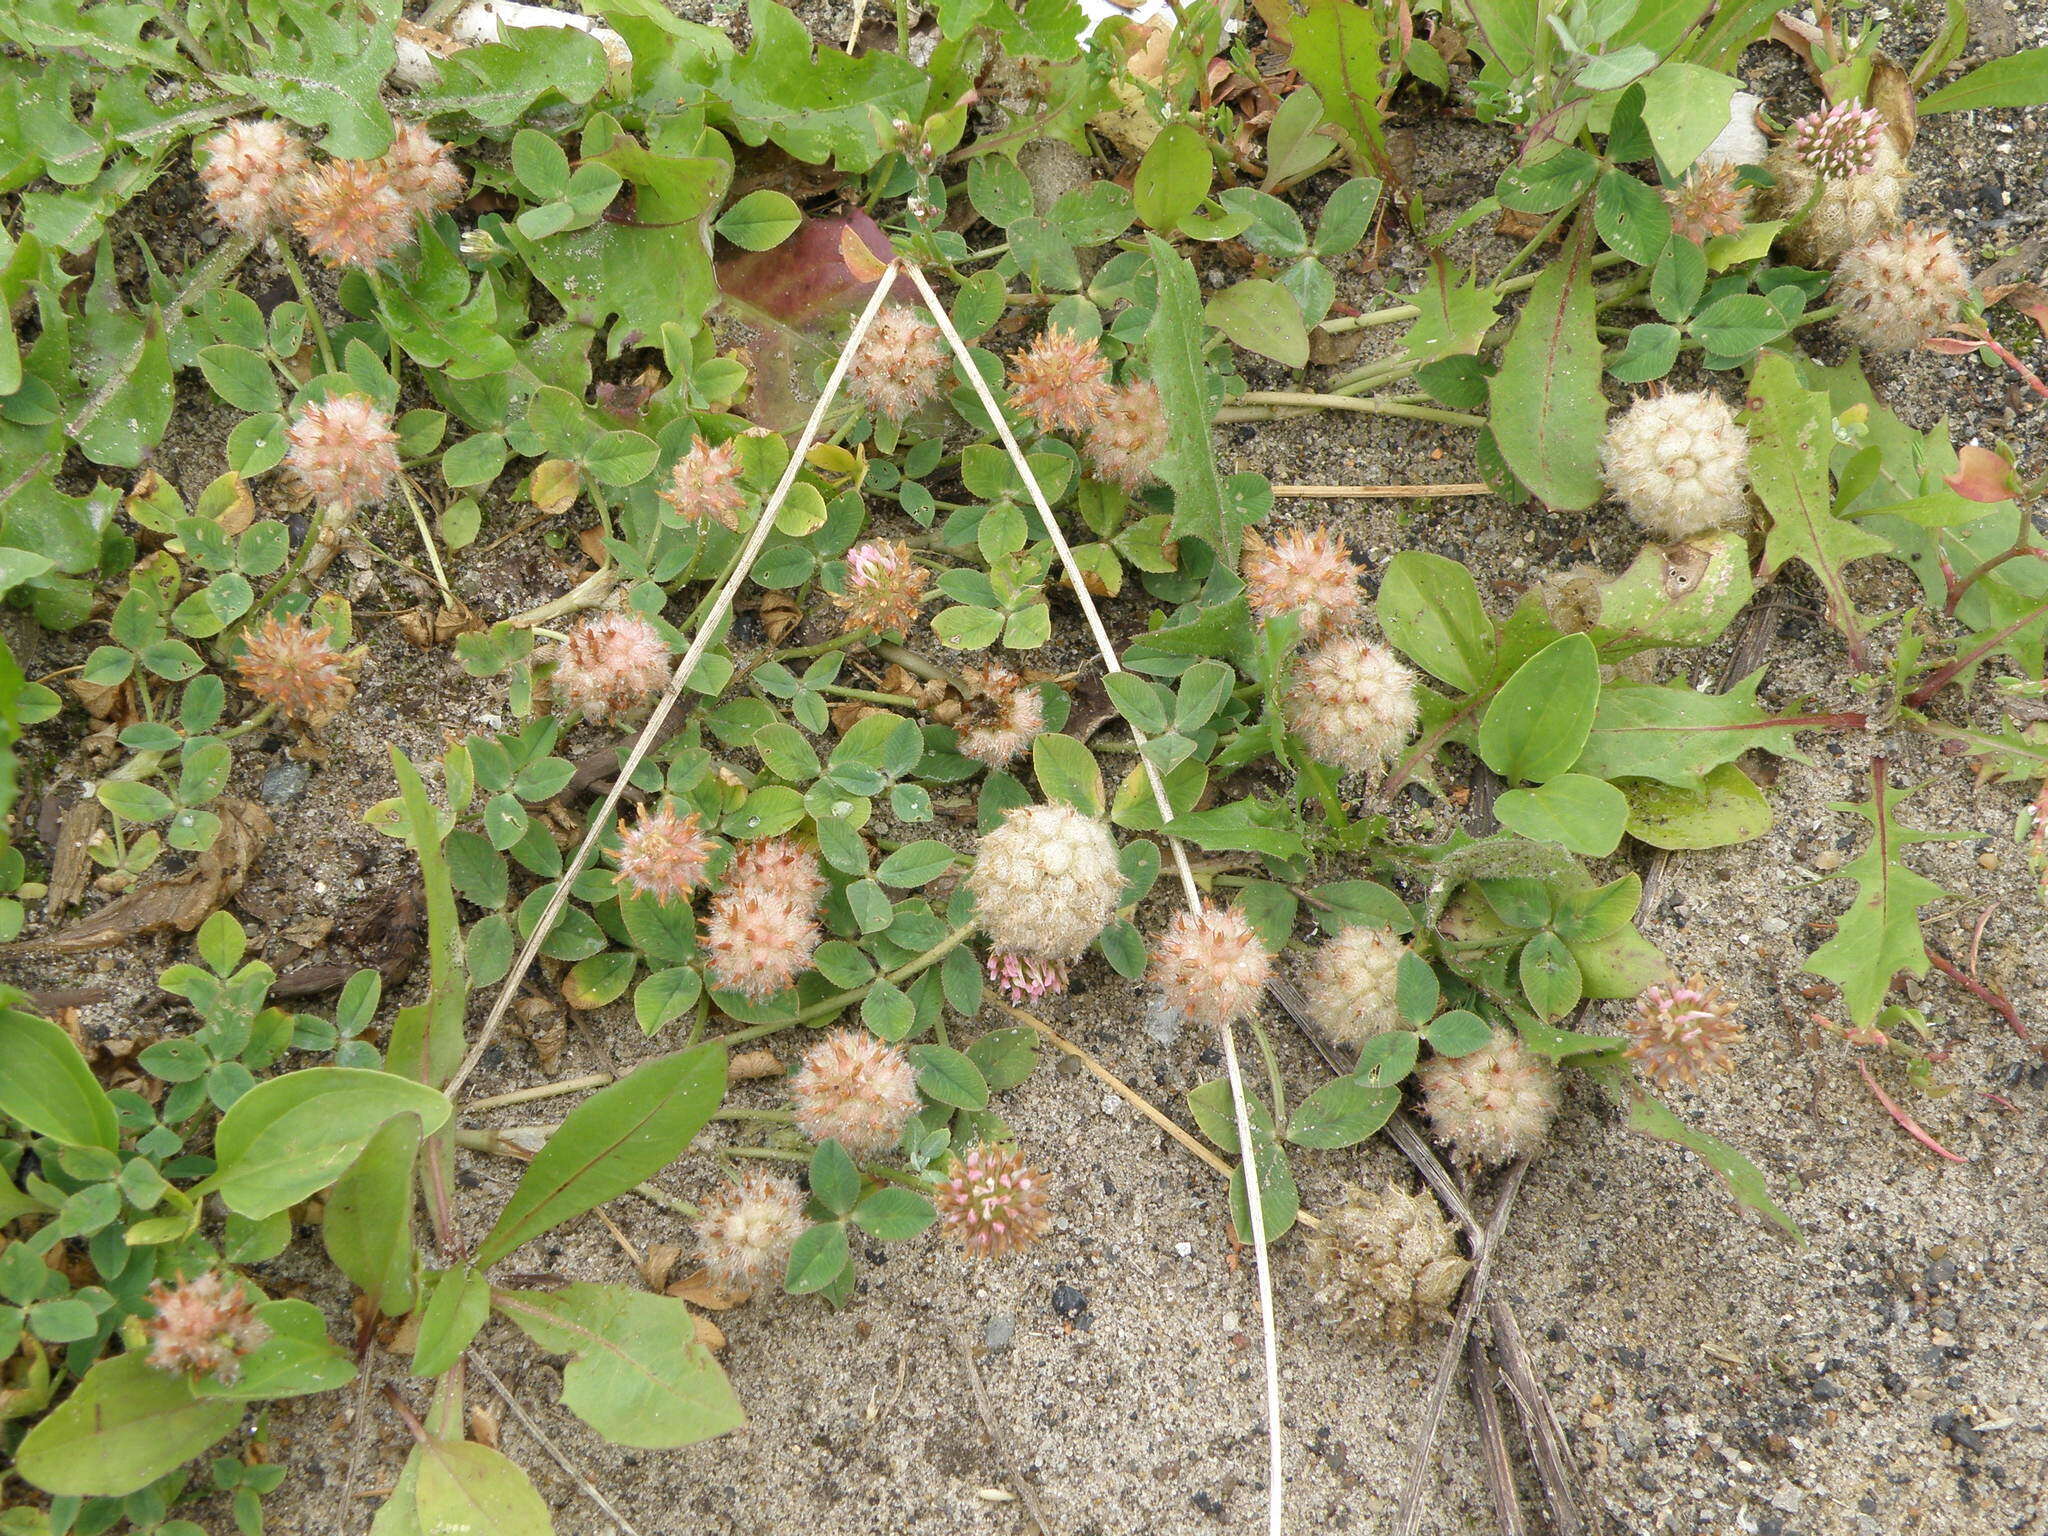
1856,1060,1968,1162
1926,946,2028,1038
1905,595,2048,708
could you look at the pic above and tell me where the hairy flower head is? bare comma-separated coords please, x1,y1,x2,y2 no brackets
1419,1035,1560,1166
1623,976,1743,1088
1600,391,1751,541
968,803,1123,961
848,305,947,421
1764,135,1907,268
692,1169,807,1293
659,438,747,529
1664,164,1751,246
935,1143,1051,1259
1304,926,1405,1047
1306,1182,1469,1340
614,801,717,904
1785,101,1885,180
955,663,1044,769
986,949,1069,1006
1243,524,1364,641
285,393,400,512
291,159,415,268
831,540,929,636
1286,635,1418,773
724,835,827,915
196,120,309,235
1082,380,1169,493
1832,225,1971,352
234,612,357,726
1149,904,1270,1028
549,611,670,723
373,122,466,217
145,1271,270,1384
790,1028,920,1156
704,886,818,1001
1006,325,1114,435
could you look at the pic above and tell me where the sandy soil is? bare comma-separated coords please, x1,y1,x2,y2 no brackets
8,1,2048,1533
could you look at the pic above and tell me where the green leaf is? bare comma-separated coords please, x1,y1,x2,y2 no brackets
1519,930,1583,1020
715,189,802,250
197,1299,354,1400
1478,635,1600,784
1205,279,1309,368
196,345,281,414
1805,774,1951,1026
1133,121,1212,232
1032,732,1104,816
1622,762,1773,849
1607,320,1680,383
414,1439,554,1536
809,1139,861,1216
1919,47,2048,114
322,1116,420,1318
1637,62,1740,172
14,1353,244,1497
1376,550,1496,691
784,1221,850,1294
1425,1009,1493,1056
634,966,702,1034
875,839,955,887
850,1186,937,1241
1610,1075,1800,1239
0,1006,117,1149
411,1268,491,1380
475,1042,725,1267
1574,673,1831,789
209,1067,451,1218
1286,0,1388,173
1144,235,1262,568
717,0,927,170
1750,351,1891,665
1400,261,1501,365
1494,773,1628,856
494,1284,744,1448
1284,1077,1398,1149
909,1043,989,1110
1498,147,1599,213
1488,215,1605,509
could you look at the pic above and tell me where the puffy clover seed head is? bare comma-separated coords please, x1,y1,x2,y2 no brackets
1764,137,1906,268
1624,975,1743,1089
291,159,416,269
285,393,400,512
725,835,826,915
848,305,946,421
1286,636,1418,774
968,803,1123,961
1305,926,1405,1047
1419,1035,1560,1166
549,611,670,723
790,1029,920,1156
1601,391,1751,541
1664,164,1751,246
1244,524,1364,641
660,438,746,529
235,612,357,726
1786,101,1884,179
1832,225,1971,353
986,949,1069,1005
935,1143,1051,1259
692,1169,807,1292
703,886,818,1001
955,662,1044,769
1149,904,1270,1028
1306,1182,1470,1341
1082,380,1169,493
1006,325,1113,435
373,122,467,216
197,119,309,235
831,540,929,636
145,1271,270,1384
614,801,716,904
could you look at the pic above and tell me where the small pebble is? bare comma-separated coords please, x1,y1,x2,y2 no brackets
1051,1283,1087,1319
984,1313,1015,1351
260,761,312,805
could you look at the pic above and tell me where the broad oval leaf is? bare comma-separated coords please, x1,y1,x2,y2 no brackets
1478,635,1600,784
1488,216,1605,509
415,1440,554,1536
1375,550,1495,692
14,1353,244,1496
211,1068,452,1219
1494,773,1629,856
0,1006,118,1149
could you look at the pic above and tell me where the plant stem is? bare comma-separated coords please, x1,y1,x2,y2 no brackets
717,921,978,1048
271,238,337,375
818,684,918,706
1215,393,1485,428
397,476,456,605
1905,595,2048,708
1317,251,1630,335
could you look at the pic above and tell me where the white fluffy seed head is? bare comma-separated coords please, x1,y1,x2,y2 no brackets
1600,391,1751,542
692,1170,807,1292
1304,926,1406,1046
1831,225,1971,353
968,803,1123,961
1419,1035,1560,1166
1306,1182,1471,1340
1285,636,1419,774
1148,904,1271,1028
1765,136,1907,268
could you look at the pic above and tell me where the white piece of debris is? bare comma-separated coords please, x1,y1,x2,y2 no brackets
1695,91,1768,171
391,0,630,87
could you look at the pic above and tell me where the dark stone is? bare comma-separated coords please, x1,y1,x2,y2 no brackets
1052,1283,1087,1319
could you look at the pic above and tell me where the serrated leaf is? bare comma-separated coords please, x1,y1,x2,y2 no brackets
1286,0,1389,173
1144,234,1260,567
1572,672,1845,789
1804,773,1951,1026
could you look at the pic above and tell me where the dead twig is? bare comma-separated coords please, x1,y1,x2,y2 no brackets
1487,1297,1592,1536
1269,482,1491,499
953,1333,1057,1536
1468,1324,1528,1536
